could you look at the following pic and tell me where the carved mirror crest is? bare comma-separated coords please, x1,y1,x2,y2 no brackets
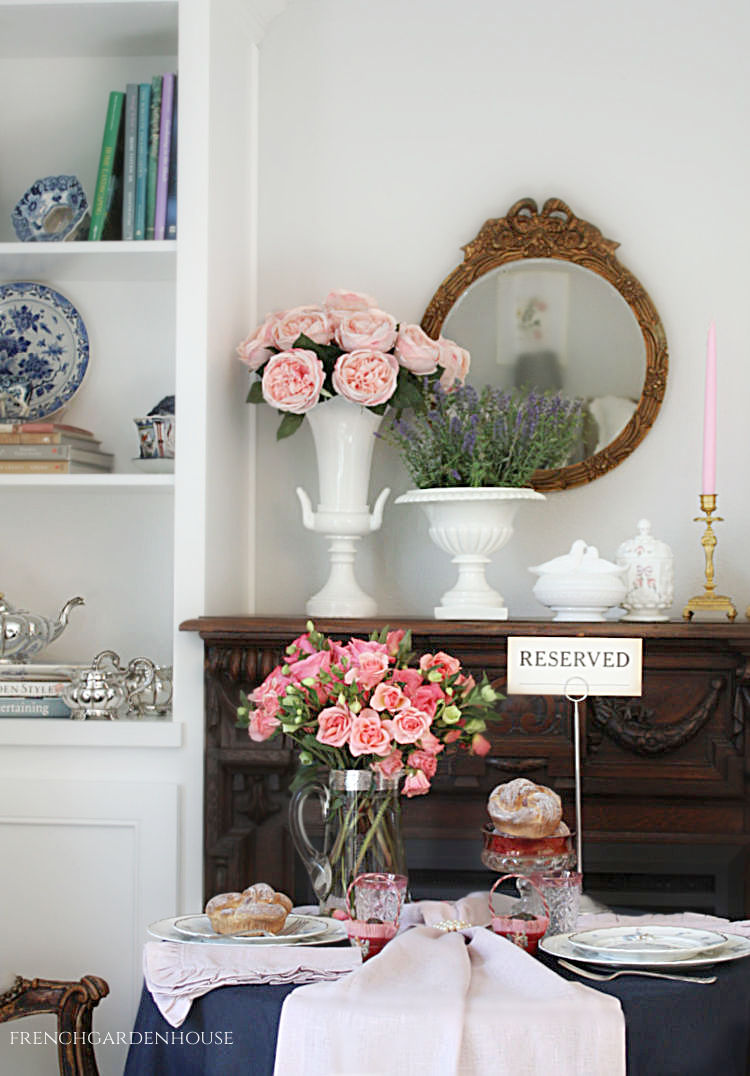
421,198,668,491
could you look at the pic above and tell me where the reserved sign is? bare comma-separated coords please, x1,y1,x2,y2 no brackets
506,637,642,697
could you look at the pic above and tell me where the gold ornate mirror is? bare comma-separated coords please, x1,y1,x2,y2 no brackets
421,198,668,491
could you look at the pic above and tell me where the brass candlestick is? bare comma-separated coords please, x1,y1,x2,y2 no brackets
683,494,737,620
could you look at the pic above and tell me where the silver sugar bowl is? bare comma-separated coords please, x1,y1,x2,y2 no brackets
62,650,155,720
126,663,172,718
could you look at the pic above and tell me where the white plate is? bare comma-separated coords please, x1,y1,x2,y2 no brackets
541,929,750,969
148,914,345,947
567,924,728,961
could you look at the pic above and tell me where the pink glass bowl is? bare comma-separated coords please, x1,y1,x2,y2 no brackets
480,824,576,875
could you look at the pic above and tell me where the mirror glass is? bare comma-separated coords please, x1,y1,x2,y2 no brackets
421,198,668,491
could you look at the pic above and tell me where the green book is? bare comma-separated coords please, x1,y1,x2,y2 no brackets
134,82,152,239
88,90,125,241
145,75,163,240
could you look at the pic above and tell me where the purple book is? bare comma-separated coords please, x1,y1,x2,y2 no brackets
153,72,175,240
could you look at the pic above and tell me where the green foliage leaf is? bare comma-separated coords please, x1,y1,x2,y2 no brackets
276,412,305,440
246,379,264,404
294,333,343,368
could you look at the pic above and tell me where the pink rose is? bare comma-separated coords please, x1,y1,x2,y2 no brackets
407,749,438,779
372,748,404,778
237,314,278,371
333,349,399,406
418,730,445,756
262,349,325,413
349,709,392,757
335,308,398,353
410,683,445,718
437,336,470,390
249,669,291,718
271,305,334,350
248,709,281,742
443,729,462,744
403,770,431,797
455,672,476,694
323,289,378,315
316,704,354,748
370,682,408,713
344,640,390,690
419,651,462,679
394,324,439,374
471,733,492,757
385,629,405,656
392,667,424,698
383,706,432,745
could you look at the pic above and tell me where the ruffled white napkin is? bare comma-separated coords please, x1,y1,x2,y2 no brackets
273,922,626,1076
143,940,361,1027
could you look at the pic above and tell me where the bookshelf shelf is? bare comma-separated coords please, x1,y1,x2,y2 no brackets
0,2,178,60
0,241,177,282
0,473,175,490
0,718,184,748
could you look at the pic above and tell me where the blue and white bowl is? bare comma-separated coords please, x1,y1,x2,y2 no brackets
11,175,90,242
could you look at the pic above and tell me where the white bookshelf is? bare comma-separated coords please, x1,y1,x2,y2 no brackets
0,2,278,1069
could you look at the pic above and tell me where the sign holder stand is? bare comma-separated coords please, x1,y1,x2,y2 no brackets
564,676,589,876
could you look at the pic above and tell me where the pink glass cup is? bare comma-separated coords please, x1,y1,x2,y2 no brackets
344,872,407,961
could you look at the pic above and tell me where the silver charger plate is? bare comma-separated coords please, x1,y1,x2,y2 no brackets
567,924,728,961
148,914,346,947
541,929,750,969
0,282,89,420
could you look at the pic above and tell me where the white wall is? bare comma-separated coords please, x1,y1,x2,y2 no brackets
251,0,750,619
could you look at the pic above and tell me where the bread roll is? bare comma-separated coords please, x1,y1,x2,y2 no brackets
487,778,563,838
205,883,292,935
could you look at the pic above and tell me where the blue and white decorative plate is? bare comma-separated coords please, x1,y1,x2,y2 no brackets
0,282,89,420
11,175,90,242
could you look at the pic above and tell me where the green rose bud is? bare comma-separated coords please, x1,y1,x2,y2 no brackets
463,718,485,734
442,705,461,725
427,669,443,683
299,750,314,766
480,684,498,703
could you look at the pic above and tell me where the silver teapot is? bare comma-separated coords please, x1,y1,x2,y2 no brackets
0,593,84,663
62,650,155,721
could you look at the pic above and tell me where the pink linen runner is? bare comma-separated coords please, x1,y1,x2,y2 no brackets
143,940,361,1027
273,923,626,1076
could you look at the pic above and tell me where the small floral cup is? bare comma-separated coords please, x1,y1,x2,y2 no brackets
489,874,550,955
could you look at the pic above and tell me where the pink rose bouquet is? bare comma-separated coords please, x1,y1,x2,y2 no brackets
236,622,500,798
237,289,471,439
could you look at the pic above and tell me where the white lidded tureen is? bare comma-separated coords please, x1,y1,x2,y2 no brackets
530,540,627,621
0,592,84,662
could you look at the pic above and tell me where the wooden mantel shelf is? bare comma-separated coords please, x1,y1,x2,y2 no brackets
180,615,750,642
185,615,750,916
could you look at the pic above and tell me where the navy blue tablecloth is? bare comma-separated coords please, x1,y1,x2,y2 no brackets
124,953,750,1076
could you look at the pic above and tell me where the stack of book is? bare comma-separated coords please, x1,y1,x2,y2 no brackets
0,665,83,719
0,422,114,474
88,72,178,242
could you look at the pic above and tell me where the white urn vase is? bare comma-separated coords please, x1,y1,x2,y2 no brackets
395,487,545,619
296,395,389,617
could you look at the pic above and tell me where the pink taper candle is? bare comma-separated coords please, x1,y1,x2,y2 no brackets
702,321,717,495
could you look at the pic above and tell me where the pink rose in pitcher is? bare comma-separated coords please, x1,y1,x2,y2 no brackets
333,349,399,406
335,308,398,353
236,314,278,371
261,349,325,413
271,305,334,350
394,324,440,374
349,710,392,757
323,289,378,316
437,337,470,390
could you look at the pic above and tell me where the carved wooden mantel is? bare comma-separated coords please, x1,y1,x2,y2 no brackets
181,617,750,915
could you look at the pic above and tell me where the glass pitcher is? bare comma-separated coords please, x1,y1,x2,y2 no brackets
289,769,407,915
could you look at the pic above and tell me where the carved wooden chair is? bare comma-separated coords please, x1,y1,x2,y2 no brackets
0,974,109,1076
